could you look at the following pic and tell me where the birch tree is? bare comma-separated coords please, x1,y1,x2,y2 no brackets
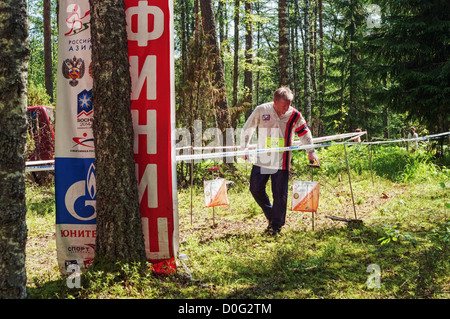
0,0,29,299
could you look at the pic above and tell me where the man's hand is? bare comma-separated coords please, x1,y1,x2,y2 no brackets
308,151,320,166
241,147,250,162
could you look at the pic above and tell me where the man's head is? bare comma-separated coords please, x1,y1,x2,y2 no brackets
273,86,293,116
410,126,415,133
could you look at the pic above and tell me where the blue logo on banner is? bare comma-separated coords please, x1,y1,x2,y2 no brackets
55,158,96,224
77,89,93,118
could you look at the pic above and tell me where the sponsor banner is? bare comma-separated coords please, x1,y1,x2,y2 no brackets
125,0,179,272
55,158,96,225
56,0,94,159
56,224,96,273
55,157,96,272
55,0,178,274
291,181,320,213
55,0,95,274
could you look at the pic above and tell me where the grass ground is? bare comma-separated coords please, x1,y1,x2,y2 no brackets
24,145,449,299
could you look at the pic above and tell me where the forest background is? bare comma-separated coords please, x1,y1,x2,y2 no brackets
28,0,449,143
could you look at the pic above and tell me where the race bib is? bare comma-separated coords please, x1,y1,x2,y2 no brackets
266,137,285,152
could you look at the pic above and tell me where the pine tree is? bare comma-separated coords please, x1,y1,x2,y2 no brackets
199,0,232,132
89,0,147,265
369,0,450,133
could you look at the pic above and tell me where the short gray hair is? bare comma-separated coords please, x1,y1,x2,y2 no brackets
274,86,293,102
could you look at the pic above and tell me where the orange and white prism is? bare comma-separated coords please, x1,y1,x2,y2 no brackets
204,178,229,208
291,181,320,212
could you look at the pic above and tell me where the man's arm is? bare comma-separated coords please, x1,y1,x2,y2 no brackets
240,107,260,161
240,107,260,149
294,115,320,166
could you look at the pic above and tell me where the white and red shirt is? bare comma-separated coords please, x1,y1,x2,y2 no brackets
240,102,314,170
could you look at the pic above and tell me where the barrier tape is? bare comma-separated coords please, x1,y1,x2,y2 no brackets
347,131,450,146
176,131,450,162
176,131,367,152
24,131,449,170
26,160,55,172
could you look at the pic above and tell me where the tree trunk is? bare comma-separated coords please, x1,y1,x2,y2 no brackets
0,0,29,299
89,0,146,265
232,0,240,109
255,0,261,105
348,0,357,133
180,0,188,74
217,0,228,55
199,0,232,133
43,0,53,102
278,0,289,87
292,0,303,110
383,105,389,139
317,0,324,136
304,0,312,123
244,1,253,118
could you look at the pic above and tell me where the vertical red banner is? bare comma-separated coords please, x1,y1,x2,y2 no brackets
125,0,178,273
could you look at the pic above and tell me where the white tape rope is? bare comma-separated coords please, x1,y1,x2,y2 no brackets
176,131,450,162
176,132,368,152
24,131,450,169
348,131,450,146
25,160,55,172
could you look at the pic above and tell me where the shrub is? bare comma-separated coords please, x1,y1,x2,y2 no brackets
28,80,53,106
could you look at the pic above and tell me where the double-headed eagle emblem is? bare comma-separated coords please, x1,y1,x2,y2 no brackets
62,56,85,87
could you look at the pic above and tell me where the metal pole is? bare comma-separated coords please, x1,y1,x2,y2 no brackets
307,161,320,231
212,163,216,227
311,165,315,231
343,144,357,220
190,158,193,225
368,144,374,186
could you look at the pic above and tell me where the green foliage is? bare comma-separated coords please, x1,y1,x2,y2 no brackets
26,0,448,138
27,0,58,97
368,0,450,132
27,80,53,106
292,142,448,184
427,221,450,252
371,145,445,182
377,224,417,246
